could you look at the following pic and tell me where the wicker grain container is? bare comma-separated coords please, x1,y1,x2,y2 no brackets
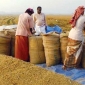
6,30,15,57
60,32,68,63
42,32,60,67
0,31,5,34
0,33,11,55
82,37,85,68
29,36,45,64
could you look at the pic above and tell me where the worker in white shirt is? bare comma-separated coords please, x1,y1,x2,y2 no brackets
33,6,46,35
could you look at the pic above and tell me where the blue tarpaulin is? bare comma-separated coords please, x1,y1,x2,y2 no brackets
37,64,85,85
46,25,62,34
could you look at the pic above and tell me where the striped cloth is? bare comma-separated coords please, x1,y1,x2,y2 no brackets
70,6,85,28
64,38,83,68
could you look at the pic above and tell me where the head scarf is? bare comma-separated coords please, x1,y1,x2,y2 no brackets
25,8,34,14
70,6,85,28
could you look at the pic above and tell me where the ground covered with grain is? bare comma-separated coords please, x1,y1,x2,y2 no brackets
0,55,81,85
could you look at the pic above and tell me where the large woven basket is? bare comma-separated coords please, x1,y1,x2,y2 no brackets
45,48,60,66
60,32,68,63
6,30,16,57
0,31,5,34
29,36,45,64
29,36,44,50
5,30,16,37
11,37,15,57
42,32,60,67
43,35,60,48
3,28,16,32
0,33,11,55
82,37,85,68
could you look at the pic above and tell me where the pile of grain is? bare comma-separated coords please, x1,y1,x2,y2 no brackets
42,32,60,67
29,36,45,64
0,54,80,85
60,32,68,63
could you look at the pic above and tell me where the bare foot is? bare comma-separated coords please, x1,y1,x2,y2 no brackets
62,65,67,70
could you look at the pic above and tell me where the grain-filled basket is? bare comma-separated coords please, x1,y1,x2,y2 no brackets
60,32,69,63
82,36,85,68
42,32,60,67
0,33,11,55
6,30,16,57
29,36,45,64
0,30,5,34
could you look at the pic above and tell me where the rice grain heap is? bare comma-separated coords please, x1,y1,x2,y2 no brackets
0,54,80,85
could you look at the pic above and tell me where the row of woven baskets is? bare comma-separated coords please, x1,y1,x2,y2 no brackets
0,30,85,68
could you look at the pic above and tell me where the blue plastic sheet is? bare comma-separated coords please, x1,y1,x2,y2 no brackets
37,64,85,85
46,25,62,34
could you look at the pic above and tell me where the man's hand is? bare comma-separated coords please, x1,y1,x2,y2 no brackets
32,29,36,34
29,34,33,37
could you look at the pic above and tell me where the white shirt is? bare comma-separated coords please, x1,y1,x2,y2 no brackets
69,15,85,41
33,13,46,26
